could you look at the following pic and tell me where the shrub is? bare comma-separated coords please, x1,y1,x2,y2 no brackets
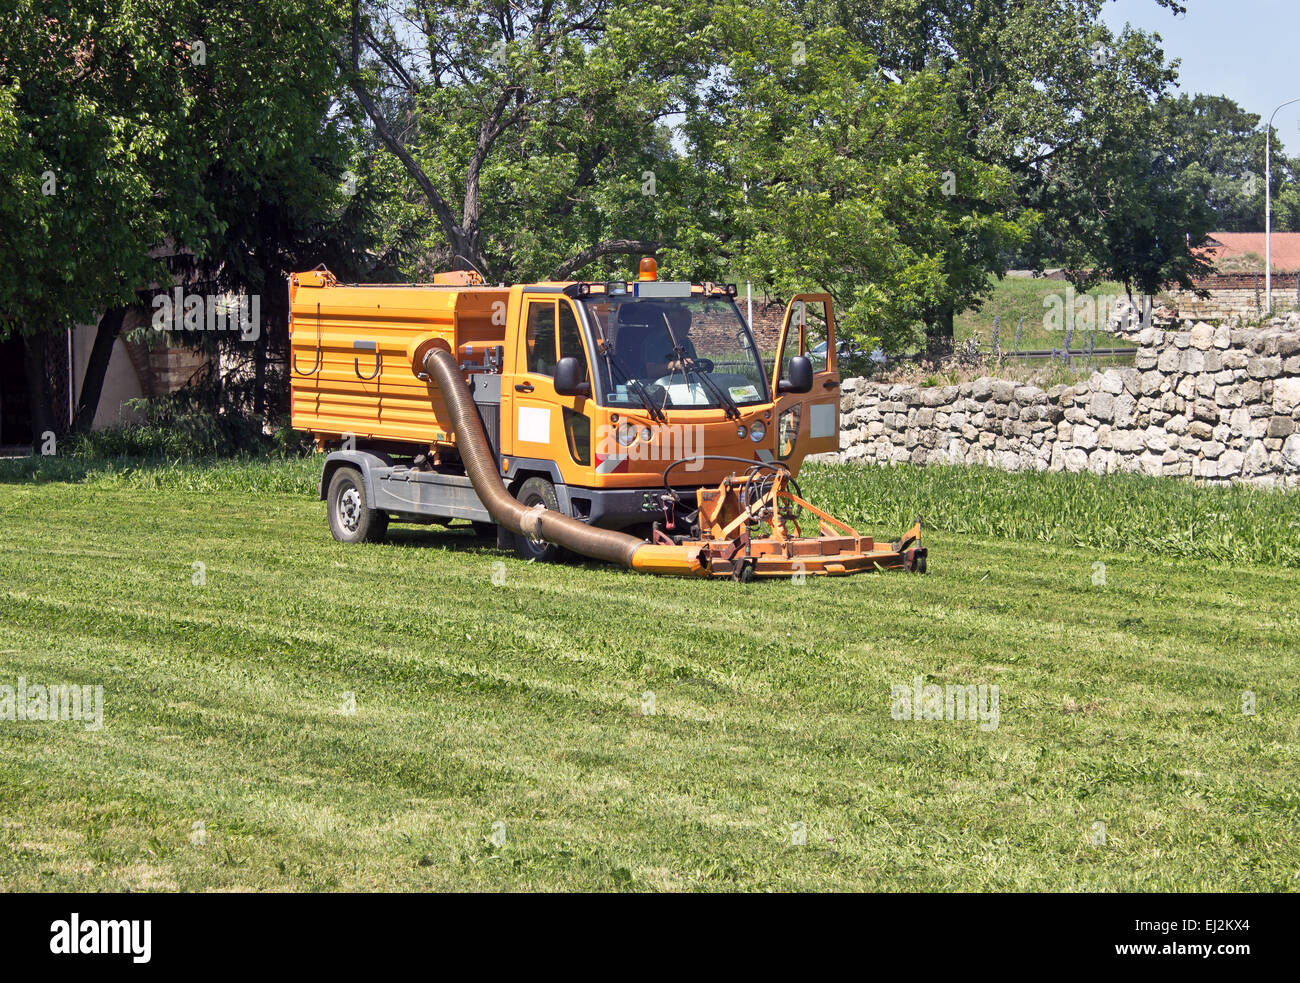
65,387,312,459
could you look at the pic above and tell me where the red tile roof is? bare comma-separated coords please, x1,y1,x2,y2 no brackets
1201,232,1300,273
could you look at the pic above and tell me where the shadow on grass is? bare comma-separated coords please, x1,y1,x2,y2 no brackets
382,524,603,566
382,524,643,576
383,524,499,552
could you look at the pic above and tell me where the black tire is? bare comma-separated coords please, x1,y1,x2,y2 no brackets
327,466,389,544
512,476,565,562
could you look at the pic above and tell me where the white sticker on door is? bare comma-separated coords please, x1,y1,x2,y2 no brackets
810,402,836,438
517,406,550,444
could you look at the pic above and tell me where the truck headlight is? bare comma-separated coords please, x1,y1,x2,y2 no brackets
749,420,766,442
736,425,748,439
616,422,639,446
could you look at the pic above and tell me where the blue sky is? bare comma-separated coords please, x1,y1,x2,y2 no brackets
1101,0,1299,155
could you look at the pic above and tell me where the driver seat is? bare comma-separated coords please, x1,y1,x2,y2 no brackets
615,303,673,378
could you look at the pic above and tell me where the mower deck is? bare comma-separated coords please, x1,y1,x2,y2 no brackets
634,468,927,580
692,524,927,578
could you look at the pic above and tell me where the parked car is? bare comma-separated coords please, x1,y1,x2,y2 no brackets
810,338,878,373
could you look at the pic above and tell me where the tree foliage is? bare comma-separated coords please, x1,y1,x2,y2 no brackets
1161,93,1300,235
3,0,1284,428
688,7,1031,351
814,0,1213,299
0,0,390,431
0,0,205,336
337,0,720,282
170,0,385,421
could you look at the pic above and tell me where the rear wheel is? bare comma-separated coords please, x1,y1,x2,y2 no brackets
512,476,565,562
327,467,389,544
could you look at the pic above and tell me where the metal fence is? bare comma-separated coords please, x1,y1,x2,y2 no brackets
989,314,1136,363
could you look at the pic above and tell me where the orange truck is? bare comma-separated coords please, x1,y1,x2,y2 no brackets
288,259,925,578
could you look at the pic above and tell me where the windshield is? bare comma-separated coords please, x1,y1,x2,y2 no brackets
581,295,769,410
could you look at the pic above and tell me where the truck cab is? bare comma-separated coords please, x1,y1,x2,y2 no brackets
493,269,842,542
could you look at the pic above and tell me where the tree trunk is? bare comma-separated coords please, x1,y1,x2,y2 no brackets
925,307,955,362
22,332,56,447
72,306,129,433
253,325,268,419
261,274,290,425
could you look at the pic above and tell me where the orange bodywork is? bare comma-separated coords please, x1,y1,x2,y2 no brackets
292,268,927,578
288,268,506,448
288,271,838,489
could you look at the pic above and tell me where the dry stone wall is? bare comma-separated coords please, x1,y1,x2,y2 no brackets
835,316,1300,488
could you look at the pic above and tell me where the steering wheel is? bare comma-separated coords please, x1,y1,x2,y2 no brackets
670,356,713,373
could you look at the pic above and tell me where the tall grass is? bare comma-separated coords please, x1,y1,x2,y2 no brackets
3,453,1296,568
803,461,1300,569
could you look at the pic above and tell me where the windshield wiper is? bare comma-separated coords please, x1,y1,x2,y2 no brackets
660,313,741,420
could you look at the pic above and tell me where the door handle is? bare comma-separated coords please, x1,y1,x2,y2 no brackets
515,382,534,393
823,380,840,389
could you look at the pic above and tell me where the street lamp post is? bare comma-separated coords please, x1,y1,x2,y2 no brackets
1265,97,1300,313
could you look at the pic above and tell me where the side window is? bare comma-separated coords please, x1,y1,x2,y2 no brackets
558,301,586,368
526,301,557,376
778,404,802,460
777,299,833,376
559,302,592,462
779,301,805,378
563,408,591,466
804,302,830,372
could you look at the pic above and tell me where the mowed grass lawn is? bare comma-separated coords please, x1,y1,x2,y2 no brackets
0,457,1297,891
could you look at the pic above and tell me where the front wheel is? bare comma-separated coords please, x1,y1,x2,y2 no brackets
512,476,565,562
327,466,389,544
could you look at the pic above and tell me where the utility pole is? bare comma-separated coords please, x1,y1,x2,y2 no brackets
1265,97,1300,313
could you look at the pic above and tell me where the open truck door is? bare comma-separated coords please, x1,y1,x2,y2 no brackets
769,294,841,471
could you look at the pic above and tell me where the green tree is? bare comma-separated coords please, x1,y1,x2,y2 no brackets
1160,93,1300,235
688,8,1030,352
171,0,388,425
0,0,392,433
812,0,1209,314
1026,28,1216,296
0,0,207,439
336,0,721,282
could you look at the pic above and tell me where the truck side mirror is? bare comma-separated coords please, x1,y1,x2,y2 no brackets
554,356,591,397
778,355,814,394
